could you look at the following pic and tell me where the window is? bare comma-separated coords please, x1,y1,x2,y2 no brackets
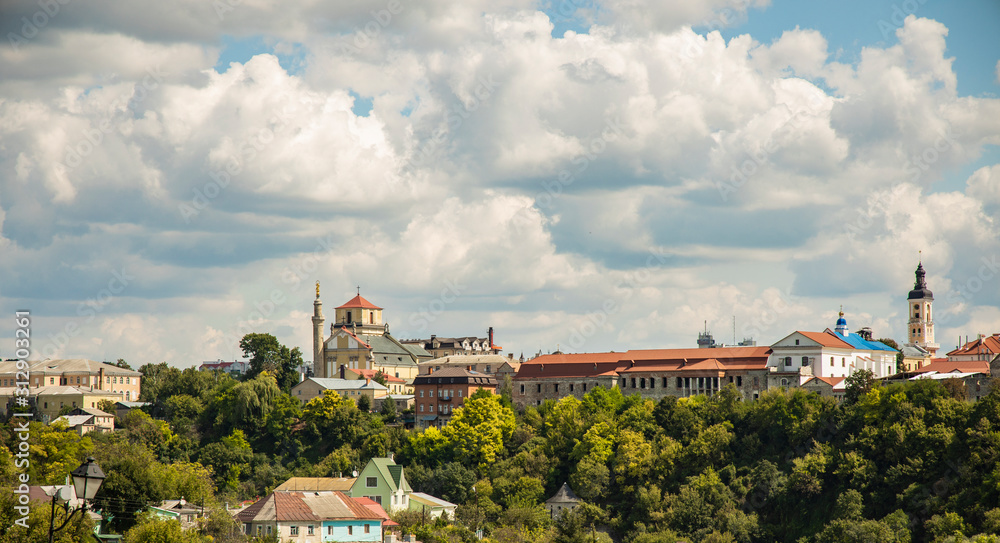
420,404,424,412
780,378,788,387
640,378,646,389
307,525,314,535
458,390,462,397
537,384,541,393
795,339,800,345
631,378,636,388
365,524,371,534
50,377,55,384
367,476,378,487
583,383,588,391
430,390,434,397
520,384,525,394
554,384,559,393
736,376,743,386
485,365,491,373
430,404,434,412
328,527,334,535
842,358,845,367
677,377,683,388
569,384,574,392
420,390,424,397
291,526,299,536
802,356,809,366
244,523,251,534
266,526,272,535
348,526,353,535
830,357,834,366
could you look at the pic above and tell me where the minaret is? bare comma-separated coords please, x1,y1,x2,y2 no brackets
907,261,939,355
312,281,326,377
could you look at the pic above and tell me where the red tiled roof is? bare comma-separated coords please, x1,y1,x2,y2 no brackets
350,368,405,383
274,492,321,522
336,295,383,310
337,328,371,349
946,334,1000,357
621,346,772,361
914,359,990,375
517,347,772,379
353,497,391,521
797,331,854,349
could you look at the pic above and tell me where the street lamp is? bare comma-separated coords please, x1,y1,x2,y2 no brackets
49,457,105,543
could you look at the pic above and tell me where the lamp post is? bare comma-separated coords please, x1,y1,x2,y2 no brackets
49,456,105,543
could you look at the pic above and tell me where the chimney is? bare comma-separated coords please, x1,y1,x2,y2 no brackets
340,365,346,379
428,367,433,374
509,353,513,360
467,365,472,371
489,326,494,347
365,378,371,386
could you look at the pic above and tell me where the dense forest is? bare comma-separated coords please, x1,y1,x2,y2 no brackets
4,338,1000,542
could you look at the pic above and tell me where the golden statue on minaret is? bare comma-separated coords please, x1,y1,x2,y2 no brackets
316,280,320,298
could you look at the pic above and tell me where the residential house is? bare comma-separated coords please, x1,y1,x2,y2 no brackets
292,377,388,406
0,358,141,400
947,334,1000,362
412,367,497,428
237,491,386,542
417,354,510,377
198,359,250,376
343,367,412,395
349,457,411,513
51,407,115,434
0,386,125,421
801,377,846,401
407,493,457,520
151,499,206,530
401,327,503,359
274,477,356,492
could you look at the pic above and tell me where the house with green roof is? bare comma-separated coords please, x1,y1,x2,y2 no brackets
349,457,412,513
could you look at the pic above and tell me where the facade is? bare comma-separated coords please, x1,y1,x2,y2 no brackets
292,377,388,406
906,262,940,356
374,394,415,413
1,385,125,421
412,367,498,428
401,328,502,359
900,344,933,373
417,354,511,377
153,499,206,530
237,491,385,542
349,457,411,513
801,377,846,401
946,334,1000,362
311,287,430,382
51,407,115,434
0,358,141,401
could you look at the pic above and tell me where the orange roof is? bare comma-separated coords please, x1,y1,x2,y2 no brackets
350,368,405,383
353,497,392,521
519,347,771,378
336,295,383,310
946,334,1000,357
805,376,845,387
621,346,772,361
337,328,371,349
914,359,990,375
797,331,854,349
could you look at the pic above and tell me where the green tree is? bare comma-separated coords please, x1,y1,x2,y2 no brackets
125,512,211,543
442,392,515,466
380,396,398,422
238,333,303,391
845,369,877,404
357,393,372,412
0,488,94,543
114,358,133,370
372,370,389,387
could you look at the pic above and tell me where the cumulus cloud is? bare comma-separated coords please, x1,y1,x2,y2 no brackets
1,2,998,365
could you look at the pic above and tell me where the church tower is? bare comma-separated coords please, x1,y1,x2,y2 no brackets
906,262,939,356
312,281,325,376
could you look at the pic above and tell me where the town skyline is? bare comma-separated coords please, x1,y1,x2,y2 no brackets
1,0,999,368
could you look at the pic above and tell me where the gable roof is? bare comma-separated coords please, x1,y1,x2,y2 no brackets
947,334,1000,358
546,482,581,504
237,491,381,523
793,331,855,349
336,295,382,310
804,376,845,387
274,478,356,492
361,458,410,493
299,378,387,391
913,359,990,375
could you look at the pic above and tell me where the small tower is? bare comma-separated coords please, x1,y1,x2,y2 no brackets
835,306,849,337
312,281,326,377
333,289,385,336
906,261,939,355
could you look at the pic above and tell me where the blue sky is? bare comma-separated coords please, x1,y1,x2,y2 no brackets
1,0,998,366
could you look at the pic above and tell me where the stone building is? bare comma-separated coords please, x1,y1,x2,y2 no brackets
412,367,497,428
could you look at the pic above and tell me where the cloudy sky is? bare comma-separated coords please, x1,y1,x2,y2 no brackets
1,0,999,368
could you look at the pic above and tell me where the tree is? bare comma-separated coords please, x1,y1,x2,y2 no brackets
380,396,398,422
844,369,876,404
97,399,117,414
442,392,515,466
113,358,133,370
373,370,389,387
238,332,303,391
357,393,372,412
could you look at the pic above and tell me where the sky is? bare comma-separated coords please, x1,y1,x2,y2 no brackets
1,0,999,368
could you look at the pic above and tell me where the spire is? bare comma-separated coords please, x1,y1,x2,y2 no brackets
908,261,933,300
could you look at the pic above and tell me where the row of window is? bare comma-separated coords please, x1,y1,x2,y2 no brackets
6,375,136,387
520,382,597,394
419,403,453,414
246,523,372,537
419,389,463,398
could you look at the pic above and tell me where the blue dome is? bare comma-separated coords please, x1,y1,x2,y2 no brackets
836,317,847,326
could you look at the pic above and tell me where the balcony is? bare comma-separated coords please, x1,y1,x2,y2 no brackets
439,396,452,402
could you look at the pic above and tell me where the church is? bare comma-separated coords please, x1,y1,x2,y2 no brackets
311,283,431,381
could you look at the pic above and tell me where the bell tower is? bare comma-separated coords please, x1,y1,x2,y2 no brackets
906,261,939,356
